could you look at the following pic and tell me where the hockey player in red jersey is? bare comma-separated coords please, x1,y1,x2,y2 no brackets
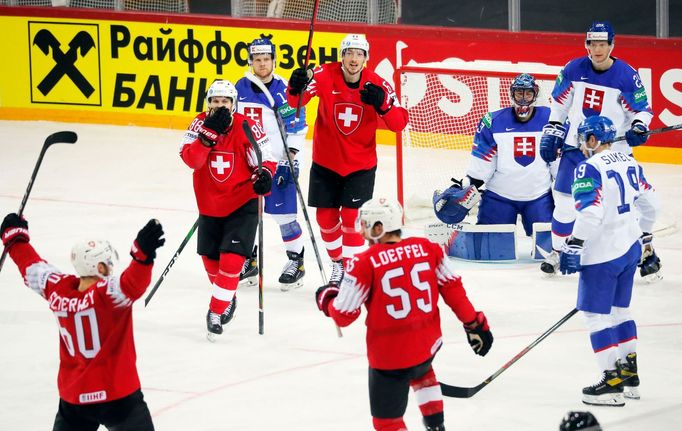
180,79,277,339
287,34,408,286
1,214,165,431
315,198,493,431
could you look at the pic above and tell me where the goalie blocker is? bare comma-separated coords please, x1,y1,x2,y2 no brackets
426,222,552,261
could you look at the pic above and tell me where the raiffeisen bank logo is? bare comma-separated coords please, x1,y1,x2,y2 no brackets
29,22,102,106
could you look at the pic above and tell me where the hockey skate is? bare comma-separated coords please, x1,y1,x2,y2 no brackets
206,310,223,342
540,250,560,275
239,249,259,287
329,259,344,287
279,249,305,291
220,297,238,326
618,352,640,400
582,369,625,406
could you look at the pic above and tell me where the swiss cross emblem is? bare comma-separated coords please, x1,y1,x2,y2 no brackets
513,136,536,167
582,88,605,116
208,151,234,183
243,106,263,127
334,103,363,135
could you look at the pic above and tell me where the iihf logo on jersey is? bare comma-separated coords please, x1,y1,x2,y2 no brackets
582,88,605,117
208,152,234,183
513,136,536,167
334,103,363,135
28,22,102,106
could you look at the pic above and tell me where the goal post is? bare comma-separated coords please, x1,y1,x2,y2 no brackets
394,60,561,223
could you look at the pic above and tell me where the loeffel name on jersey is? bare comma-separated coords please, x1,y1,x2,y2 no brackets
48,290,96,313
599,152,632,165
369,244,429,268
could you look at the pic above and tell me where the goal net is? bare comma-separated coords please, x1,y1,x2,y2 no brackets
1,0,189,13
232,0,400,24
395,60,561,224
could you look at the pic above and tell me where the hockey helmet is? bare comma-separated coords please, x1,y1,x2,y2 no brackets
205,79,238,113
355,197,403,240
559,411,602,430
577,115,616,149
248,35,276,66
340,34,369,60
509,73,539,118
586,21,615,45
71,240,119,277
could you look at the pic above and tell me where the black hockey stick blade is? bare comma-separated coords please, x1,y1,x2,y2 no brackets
45,131,78,146
440,308,578,398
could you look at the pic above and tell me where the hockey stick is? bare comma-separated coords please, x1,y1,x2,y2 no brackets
243,72,343,338
0,131,77,273
242,120,265,335
295,0,321,117
144,218,198,307
440,308,578,398
244,72,329,285
608,123,682,144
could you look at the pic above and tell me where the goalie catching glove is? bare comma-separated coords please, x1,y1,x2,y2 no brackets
463,311,493,356
433,178,481,224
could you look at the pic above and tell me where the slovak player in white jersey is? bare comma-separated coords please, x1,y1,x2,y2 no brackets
235,35,309,291
558,115,658,407
538,21,659,277
434,73,556,236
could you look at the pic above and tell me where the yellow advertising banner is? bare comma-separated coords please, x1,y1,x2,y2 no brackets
0,14,348,129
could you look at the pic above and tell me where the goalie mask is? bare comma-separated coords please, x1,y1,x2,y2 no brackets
205,79,238,113
355,197,403,241
71,240,119,277
248,35,276,67
577,115,616,157
340,33,369,60
509,73,539,120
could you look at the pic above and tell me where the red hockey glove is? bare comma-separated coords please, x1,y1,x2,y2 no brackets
315,284,340,317
463,311,493,356
130,219,165,264
1,213,30,248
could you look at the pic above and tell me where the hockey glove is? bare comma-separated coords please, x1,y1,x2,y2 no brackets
252,169,273,195
274,159,300,189
130,219,165,264
463,311,493,356
540,122,566,163
638,232,662,279
315,284,340,317
360,82,388,114
559,237,584,275
289,67,312,96
1,213,29,248
625,120,649,147
199,107,232,147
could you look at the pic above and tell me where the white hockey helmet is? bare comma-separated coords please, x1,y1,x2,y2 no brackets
340,34,369,60
355,197,403,240
70,240,119,277
205,79,238,113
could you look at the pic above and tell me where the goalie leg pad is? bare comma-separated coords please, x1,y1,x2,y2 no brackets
426,222,516,261
532,222,552,260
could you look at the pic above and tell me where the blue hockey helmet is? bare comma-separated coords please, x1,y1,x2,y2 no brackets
248,35,276,66
586,21,615,45
559,411,602,430
509,73,539,118
577,115,616,149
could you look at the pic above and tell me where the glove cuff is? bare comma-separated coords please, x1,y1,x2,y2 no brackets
130,240,152,264
1,227,30,247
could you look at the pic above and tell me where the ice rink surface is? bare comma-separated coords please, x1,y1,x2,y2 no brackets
1,120,681,430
